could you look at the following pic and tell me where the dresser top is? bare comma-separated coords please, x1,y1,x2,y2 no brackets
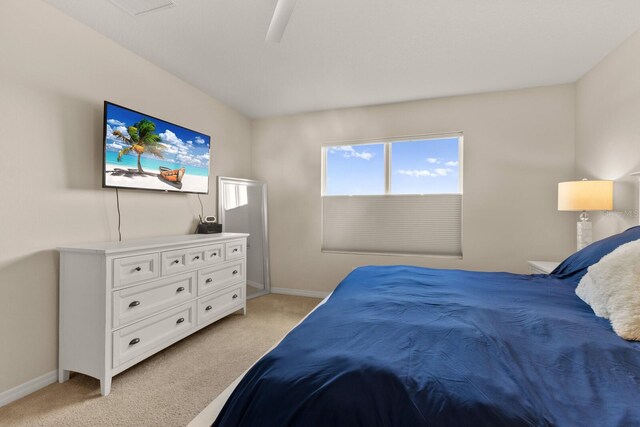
57,233,249,255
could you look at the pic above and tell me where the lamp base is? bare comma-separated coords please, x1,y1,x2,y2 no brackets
577,221,592,251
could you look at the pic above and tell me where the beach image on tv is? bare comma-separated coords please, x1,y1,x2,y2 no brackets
104,103,211,193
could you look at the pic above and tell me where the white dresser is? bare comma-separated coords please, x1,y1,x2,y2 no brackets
57,233,249,396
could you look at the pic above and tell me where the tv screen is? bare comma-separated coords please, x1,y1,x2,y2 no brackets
103,101,211,194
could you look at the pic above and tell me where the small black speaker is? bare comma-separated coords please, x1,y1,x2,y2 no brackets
197,222,222,234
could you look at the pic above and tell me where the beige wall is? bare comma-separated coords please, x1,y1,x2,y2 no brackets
576,29,640,241
0,0,251,393
252,85,577,294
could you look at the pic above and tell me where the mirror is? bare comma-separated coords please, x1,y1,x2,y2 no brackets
218,177,270,299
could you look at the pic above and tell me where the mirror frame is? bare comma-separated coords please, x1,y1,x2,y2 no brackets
217,176,270,298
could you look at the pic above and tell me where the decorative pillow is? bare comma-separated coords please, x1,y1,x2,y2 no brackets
552,225,640,285
575,273,609,318
576,239,640,340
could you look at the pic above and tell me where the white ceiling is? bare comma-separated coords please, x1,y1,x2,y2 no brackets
46,0,640,118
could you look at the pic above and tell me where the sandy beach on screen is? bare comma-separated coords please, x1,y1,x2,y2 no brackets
105,163,208,193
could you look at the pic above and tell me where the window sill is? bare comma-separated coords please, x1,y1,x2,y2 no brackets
321,249,463,259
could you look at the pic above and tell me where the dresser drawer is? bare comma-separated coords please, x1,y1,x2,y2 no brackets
112,253,160,288
198,284,244,326
112,302,195,368
203,243,224,265
198,261,244,296
112,272,196,328
225,240,245,260
161,249,188,276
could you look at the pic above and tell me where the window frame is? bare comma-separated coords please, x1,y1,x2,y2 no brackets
321,132,464,197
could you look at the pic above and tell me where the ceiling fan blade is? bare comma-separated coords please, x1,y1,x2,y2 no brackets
266,0,297,43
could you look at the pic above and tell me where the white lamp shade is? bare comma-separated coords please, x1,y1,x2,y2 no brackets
558,180,613,211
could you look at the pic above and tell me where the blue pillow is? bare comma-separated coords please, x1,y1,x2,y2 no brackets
551,225,640,285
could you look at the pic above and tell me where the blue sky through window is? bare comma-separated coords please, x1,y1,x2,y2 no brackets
325,144,384,195
392,138,460,194
324,137,460,196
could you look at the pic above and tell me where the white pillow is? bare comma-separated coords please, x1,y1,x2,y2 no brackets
575,273,609,318
575,238,640,340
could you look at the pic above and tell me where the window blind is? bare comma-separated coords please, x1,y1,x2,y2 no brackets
322,194,462,257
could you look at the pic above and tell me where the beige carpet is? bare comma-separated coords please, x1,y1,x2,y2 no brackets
0,294,321,427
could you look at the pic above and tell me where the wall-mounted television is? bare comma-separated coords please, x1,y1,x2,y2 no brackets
103,101,211,194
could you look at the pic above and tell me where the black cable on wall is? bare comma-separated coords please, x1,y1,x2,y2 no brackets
197,193,204,222
115,188,122,242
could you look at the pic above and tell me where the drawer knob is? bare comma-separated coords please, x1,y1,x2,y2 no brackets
134,266,142,272
206,278,213,283
232,294,238,299
129,300,141,308
129,338,140,346
205,305,212,311
176,286,185,293
233,248,239,253
232,270,238,275
172,260,180,264
176,317,185,324
194,256,200,260
211,252,218,257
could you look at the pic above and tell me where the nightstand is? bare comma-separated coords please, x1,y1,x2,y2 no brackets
528,261,561,275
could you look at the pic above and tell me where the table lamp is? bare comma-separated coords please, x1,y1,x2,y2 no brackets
558,179,613,251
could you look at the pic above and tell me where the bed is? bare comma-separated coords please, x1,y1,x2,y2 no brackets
196,227,640,427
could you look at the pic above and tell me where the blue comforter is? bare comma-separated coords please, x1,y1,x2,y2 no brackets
213,266,640,426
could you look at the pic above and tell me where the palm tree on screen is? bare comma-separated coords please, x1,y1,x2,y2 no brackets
113,119,164,174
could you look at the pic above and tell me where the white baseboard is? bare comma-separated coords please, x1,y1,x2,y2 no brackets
271,287,331,299
0,370,57,408
247,280,264,290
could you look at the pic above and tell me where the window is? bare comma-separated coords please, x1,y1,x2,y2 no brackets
322,134,463,257
325,144,385,195
391,138,460,194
